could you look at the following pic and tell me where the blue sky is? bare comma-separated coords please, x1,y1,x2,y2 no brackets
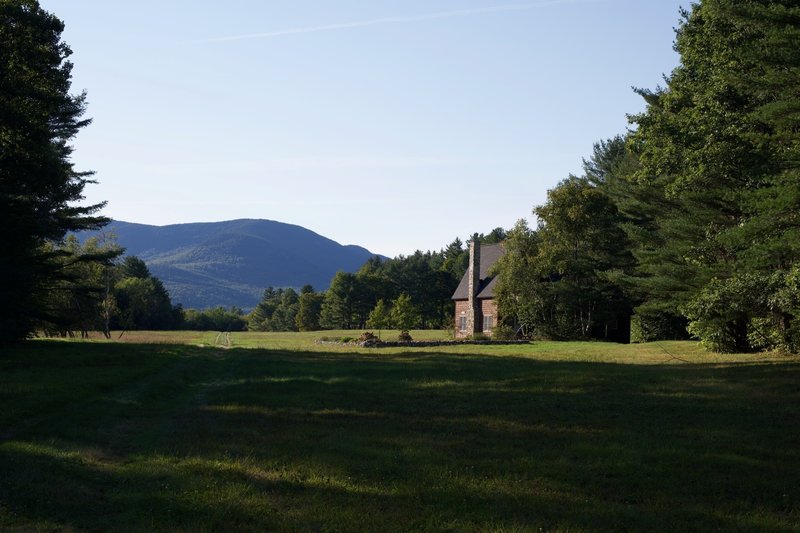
43,0,687,257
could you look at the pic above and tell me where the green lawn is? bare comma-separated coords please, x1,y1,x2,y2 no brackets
1,335,799,531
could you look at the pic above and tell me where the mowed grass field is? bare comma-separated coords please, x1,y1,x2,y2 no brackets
1,332,799,531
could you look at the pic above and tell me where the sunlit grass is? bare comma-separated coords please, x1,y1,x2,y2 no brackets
39,329,793,364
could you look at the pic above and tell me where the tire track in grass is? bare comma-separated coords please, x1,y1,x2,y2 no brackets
0,347,182,445
0,346,225,451
99,347,252,459
163,349,251,454
101,348,238,455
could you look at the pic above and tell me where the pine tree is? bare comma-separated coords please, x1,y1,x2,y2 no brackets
0,1,109,339
295,290,324,331
628,0,800,351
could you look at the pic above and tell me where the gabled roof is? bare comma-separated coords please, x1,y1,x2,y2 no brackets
451,243,504,300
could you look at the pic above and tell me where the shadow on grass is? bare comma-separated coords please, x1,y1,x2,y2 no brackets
1,342,799,531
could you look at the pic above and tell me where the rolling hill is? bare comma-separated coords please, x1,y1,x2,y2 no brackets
84,219,381,309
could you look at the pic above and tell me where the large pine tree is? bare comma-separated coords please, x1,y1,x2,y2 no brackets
629,0,800,352
0,1,109,339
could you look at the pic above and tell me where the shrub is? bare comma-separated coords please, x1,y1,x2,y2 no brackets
358,331,381,347
747,317,781,352
470,333,490,341
682,274,776,352
358,331,378,342
398,330,413,342
492,323,517,340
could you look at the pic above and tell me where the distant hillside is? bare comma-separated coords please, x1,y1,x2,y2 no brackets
82,219,381,309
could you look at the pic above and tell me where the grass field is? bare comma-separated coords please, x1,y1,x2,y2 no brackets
2,332,799,531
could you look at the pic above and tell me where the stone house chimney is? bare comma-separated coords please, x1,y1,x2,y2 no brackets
466,241,481,334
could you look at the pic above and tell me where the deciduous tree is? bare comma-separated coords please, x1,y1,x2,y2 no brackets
367,299,391,339
390,293,420,332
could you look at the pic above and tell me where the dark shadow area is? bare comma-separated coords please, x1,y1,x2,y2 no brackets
1,341,799,531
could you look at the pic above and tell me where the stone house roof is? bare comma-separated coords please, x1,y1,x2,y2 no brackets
451,243,504,300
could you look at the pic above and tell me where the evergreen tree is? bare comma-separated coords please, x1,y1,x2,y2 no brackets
629,0,800,351
183,307,245,331
1,1,109,339
271,288,299,331
112,261,179,331
295,290,324,331
120,256,152,279
583,135,691,341
248,287,301,331
320,272,363,329
441,237,468,281
37,235,120,337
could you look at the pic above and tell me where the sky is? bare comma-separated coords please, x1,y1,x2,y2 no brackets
42,0,687,257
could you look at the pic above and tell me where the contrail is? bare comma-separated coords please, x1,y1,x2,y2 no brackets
199,0,601,43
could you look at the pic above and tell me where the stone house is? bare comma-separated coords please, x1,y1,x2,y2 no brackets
452,242,504,338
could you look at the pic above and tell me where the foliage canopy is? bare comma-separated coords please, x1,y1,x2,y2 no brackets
0,0,111,339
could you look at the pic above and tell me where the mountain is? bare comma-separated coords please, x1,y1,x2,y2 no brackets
84,219,381,309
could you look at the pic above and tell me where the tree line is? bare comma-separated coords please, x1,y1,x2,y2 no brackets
246,229,506,334
30,228,510,337
36,235,178,336
494,0,800,353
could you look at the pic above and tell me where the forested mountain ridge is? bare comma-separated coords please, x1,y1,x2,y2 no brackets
81,219,382,309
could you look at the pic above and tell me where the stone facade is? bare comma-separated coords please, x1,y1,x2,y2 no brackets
452,242,504,338
455,299,471,337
